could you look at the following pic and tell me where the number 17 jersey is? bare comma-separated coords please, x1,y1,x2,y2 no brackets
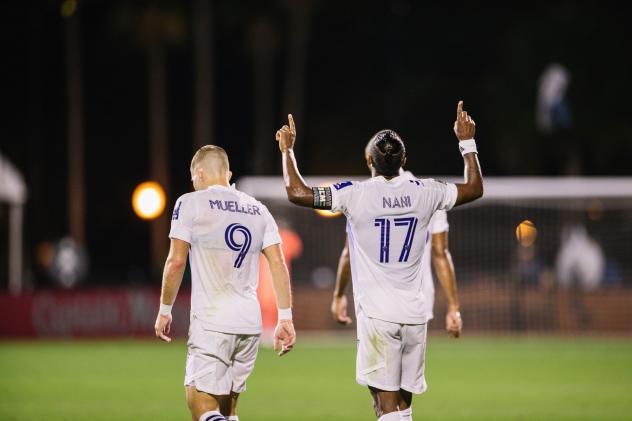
330,176,457,325
169,185,281,335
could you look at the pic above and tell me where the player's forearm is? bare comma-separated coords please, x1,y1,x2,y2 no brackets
455,152,483,206
160,258,186,305
333,242,352,298
269,260,293,310
433,252,460,310
282,149,313,207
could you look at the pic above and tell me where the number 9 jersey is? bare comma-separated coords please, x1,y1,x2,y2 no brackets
169,185,281,335
330,176,457,325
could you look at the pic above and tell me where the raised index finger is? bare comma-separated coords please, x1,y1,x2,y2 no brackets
288,114,295,133
457,100,463,118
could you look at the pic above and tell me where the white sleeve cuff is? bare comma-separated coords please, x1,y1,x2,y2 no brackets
169,226,192,244
446,183,458,210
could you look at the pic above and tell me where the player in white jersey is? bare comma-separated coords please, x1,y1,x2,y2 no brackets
154,145,296,421
333,192,462,339
276,101,482,421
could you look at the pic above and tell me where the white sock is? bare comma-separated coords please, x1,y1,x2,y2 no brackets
199,410,226,421
400,407,412,420
228,417,239,421
378,412,402,421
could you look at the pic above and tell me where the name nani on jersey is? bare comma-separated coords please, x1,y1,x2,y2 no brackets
209,199,262,215
383,195,412,208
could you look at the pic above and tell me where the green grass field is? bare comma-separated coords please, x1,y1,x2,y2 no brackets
1,336,631,420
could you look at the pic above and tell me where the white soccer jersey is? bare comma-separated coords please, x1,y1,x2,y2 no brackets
420,210,449,321
330,176,457,324
169,185,281,335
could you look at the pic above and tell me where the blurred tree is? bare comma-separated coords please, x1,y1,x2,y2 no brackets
112,1,186,277
249,16,278,175
193,0,214,150
62,0,86,246
280,0,314,159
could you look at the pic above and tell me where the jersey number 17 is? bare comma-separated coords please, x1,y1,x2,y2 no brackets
374,217,418,263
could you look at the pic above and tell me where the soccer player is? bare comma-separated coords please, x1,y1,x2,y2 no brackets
276,101,482,420
332,170,462,339
154,145,296,421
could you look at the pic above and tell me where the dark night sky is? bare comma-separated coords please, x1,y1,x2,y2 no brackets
2,1,631,286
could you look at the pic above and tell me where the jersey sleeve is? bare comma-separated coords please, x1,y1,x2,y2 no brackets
262,207,282,249
425,179,458,211
429,209,449,234
169,194,195,244
329,181,358,213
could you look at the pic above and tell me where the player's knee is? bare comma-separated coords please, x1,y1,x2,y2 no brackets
371,390,400,417
399,389,412,409
186,387,219,418
186,389,197,414
378,401,400,416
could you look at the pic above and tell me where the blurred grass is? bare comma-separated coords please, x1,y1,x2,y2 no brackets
1,336,632,420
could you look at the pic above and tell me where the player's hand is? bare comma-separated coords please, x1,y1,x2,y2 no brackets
446,308,462,338
274,319,296,356
276,114,297,152
154,313,173,343
331,295,353,325
453,100,476,141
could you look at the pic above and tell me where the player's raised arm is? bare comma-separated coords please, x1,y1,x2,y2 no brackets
453,100,484,206
276,114,322,208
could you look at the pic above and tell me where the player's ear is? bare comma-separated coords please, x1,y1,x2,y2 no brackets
227,170,233,182
401,155,407,168
196,167,205,183
366,155,373,169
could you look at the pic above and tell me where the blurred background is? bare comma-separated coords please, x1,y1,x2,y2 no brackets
1,1,632,420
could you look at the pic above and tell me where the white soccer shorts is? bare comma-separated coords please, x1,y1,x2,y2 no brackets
356,308,428,394
184,318,260,395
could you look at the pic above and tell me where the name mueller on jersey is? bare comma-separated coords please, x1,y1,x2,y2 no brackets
209,199,262,215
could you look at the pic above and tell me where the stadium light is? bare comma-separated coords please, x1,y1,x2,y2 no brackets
515,220,537,247
314,208,342,218
132,181,166,220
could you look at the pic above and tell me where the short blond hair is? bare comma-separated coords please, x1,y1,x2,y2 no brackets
190,145,229,173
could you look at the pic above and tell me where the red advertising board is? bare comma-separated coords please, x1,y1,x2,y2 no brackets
0,290,191,338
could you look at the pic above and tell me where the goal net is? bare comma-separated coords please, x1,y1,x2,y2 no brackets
239,176,632,334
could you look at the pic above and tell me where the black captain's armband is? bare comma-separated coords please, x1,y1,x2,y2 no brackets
312,187,332,210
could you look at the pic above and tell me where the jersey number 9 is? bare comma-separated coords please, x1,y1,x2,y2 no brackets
224,223,252,268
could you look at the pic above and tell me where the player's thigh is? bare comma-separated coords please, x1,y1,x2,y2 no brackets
230,335,260,394
400,323,428,394
356,313,402,391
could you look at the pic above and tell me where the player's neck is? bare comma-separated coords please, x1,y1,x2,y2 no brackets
371,170,398,180
199,178,230,189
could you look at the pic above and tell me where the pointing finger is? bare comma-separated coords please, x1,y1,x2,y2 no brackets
288,114,295,133
457,100,463,117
